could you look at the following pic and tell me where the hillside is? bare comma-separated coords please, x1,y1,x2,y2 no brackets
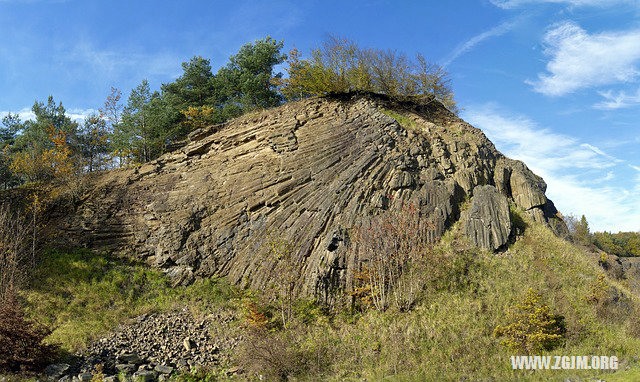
50,93,566,298
4,93,640,382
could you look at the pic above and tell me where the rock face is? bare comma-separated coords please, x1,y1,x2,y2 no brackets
50,93,565,298
463,185,511,251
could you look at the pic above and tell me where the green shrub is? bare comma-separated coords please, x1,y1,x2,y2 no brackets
494,288,566,354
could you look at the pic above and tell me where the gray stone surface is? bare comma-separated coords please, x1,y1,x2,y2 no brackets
44,364,70,379
132,370,157,382
463,185,512,250
48,93,566,298
154,365,174,375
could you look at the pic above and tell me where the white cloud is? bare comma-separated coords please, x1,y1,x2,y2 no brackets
491,0,636,8
529,21,640,96
580,143,623,163
442,18,521,67
1,107,95,123
463,104,616,172
594,88,640,109
0,108,35,122
463,104,640,231
67,108,97,122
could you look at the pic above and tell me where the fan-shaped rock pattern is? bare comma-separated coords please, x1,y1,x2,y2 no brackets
49,93,565,298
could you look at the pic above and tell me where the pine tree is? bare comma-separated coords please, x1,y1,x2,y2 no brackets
78,114,110,172
573,215,592,245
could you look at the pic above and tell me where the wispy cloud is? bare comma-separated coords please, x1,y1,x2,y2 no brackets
530,22,640,96
594,87,640,109
58,41,181,80
529,21,640,96
463,104,640,231
491,0,636,8
1,107,95,123
442,17,522,67
0,108,35,122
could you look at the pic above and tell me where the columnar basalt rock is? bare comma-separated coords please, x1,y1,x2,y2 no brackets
463,185,512,251
48,93,566,298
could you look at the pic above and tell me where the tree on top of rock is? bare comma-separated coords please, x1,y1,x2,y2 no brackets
278,36,458,113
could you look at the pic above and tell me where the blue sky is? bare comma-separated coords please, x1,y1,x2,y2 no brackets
1,0,639,231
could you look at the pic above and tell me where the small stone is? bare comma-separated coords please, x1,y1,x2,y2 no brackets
154,365,174,375
132,370,157,382
117,352,143,365
77,373,92,382
115,363,136,374
183,337,195,351
45,364,70,379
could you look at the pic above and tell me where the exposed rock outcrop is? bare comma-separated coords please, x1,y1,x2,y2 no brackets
463,185,511,251
47,93,566,298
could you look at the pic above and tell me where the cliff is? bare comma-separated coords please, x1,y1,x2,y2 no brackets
49,93,567,298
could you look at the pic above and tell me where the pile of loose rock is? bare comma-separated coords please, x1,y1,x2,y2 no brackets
44,308,241,381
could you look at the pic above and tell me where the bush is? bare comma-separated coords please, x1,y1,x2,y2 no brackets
278,36,457,112
238,327,330,381
494,288,566,354
0,292,58,372
349,203,434,311
0,204,30,301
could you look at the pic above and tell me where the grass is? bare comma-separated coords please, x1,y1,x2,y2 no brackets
21,248,240,352
238,212,640,381
16,210,640,381
380,109,417,130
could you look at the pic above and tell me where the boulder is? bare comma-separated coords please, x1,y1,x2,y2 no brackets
154,365,174,375
117,352,143,365
115,364,136,374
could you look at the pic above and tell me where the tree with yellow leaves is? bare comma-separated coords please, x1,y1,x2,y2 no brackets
278,36,458,113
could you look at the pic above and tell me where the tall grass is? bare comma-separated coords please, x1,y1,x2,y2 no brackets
22,248,238,352
19,210,640,381
240,212,640,381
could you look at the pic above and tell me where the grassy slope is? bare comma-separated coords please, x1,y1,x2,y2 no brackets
20,211,640,381
282,213,640,381
22,249,239,353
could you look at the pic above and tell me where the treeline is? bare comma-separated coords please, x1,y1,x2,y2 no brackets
565,214,640,257
0,36,456,189
593,231,640,257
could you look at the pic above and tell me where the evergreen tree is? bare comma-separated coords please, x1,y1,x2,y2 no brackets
115,80,172,163
78,114,110,172
9,97,79,183
0,114,21,189
214,37,286,118
161,56,217,137
573,215,592,245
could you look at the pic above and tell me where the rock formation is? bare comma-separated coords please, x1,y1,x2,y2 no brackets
48,93,566,298
462,185,511,251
